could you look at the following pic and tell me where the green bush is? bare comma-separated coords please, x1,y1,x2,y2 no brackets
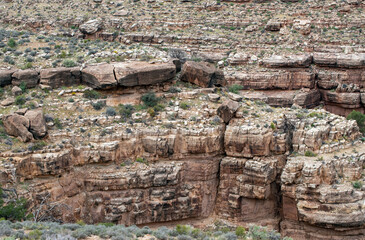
15,96,26,105
353,181,363,189
62,60,76,67
54,118,62,129
105,107,116,116
19,82,27,93
118,104,134,119
179,102,190,110
0,189,28,221
347,110,365,133
235,226,246,238
228,84,243,94
141,92,160,108
83,90,100,99
304,150,317,157
92,101,106,110
7,38,17,48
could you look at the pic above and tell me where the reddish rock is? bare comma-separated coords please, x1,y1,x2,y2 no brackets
114,61,176,87
180,61,226,88
24,109,47,138
81,64,117,89
227,70,314,90
2,114,33,142
217,100,240,123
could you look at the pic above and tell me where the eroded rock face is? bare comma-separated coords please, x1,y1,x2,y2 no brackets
0,86,364,239
82,64,117,89
114,61,176,87
280,150,365,239
12,69,39,88
180,61,225,87
79,19,102,35
40,67,80,88
24,109,47,138
2,114,33,142
0,69,15,87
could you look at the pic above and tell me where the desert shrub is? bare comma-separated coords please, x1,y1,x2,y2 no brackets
219,232,237,240
0,223,13,237
44,234,76,240
3,56,15,65
62,224,81,231
91,101,106,110
28,141,46,151
54,118,62,129
7,38,17,48
168,86,181,93
28,229,42,240
179,102,190,110
353,181,363,189
62,60,76,67
118,104,134,119
228,84,243,94
83,90,100,99
0,190,28,221
15,95,26,105
141,92,160,108
153,227,170,240
176,225,191,235
19,81,27,93
147,108,156,117
304,150,317,157
235,226,246,238
347,110,365,133
105,107,116,116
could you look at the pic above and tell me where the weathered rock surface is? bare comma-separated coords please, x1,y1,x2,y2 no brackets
81,64,117,89
0,69,14,87
217,100,240,123
40,67,80,88
79,19,102,35
24,109,47,138
12,69,39,88
180,61,225,87
2,114,33,142
114,62,176,87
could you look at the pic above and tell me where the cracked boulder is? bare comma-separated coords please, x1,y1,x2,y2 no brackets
180,61,225,88
79,19,102,35
217,100,240,124
81,64,117,89
24,109,47,139
3,114,34,142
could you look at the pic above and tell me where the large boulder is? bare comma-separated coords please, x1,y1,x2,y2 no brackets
3,114,33,142
81,64,117,89
24,109,47,138
217,100,240,124
40,67,80,88
79,19,102,35
114,61,176,87
12,69,39,88
180,61,225,88
0,69,15,87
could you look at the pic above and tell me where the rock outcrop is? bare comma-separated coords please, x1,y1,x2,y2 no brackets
2,114,33,142
180,61,225,88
